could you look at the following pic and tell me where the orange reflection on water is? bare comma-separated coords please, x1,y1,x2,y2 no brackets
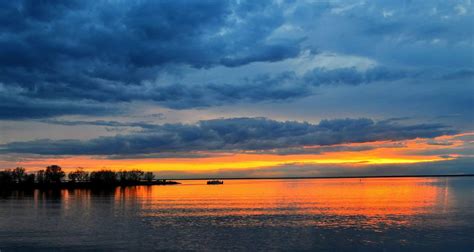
107,178,449,228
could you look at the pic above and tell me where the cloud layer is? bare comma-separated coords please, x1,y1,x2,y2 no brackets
0,117,455,156
0,0,472,118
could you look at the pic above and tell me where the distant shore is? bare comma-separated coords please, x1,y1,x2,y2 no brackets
0,166,180,191
2,165,473,191
171,174,474,181
0,180,180,191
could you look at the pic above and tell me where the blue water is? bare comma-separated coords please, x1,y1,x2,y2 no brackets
0,177,473,251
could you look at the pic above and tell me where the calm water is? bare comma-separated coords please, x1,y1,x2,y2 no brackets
0,177,473,251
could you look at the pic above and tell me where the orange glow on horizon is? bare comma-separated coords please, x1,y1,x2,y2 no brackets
9,133,472,173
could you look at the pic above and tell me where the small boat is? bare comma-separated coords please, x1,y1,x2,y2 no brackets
207,180,224,185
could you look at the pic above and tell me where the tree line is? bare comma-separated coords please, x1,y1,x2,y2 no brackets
0,165,175,189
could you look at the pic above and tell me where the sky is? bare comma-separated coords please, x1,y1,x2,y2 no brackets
0,0,473,178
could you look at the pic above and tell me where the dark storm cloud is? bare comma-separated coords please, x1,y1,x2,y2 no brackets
0,86,116,119
0,0,472,119
38,119,159,129
3,66,415,114
59,66,416,109
0,100,112,120
303,66,411,86
0,0,296,84
0,0,302,116
0,117,455,156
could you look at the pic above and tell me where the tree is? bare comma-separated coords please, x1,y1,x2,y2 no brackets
45,165,65,184
68,168,89,183
129,170,144,182
11,167,26,184
24,173,35,186
0,168,33,187
36,170,46,184
0,169,13,187
118,170,144,184
143,172,155,182
117,171,128,183
90,170,117,186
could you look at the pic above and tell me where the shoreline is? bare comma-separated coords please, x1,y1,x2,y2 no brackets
1,174,472,191
170,174,474,181
0,180,180,191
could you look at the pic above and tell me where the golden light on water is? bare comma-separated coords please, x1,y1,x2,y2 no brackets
98,177,448,227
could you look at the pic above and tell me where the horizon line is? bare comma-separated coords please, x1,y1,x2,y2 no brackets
169,174,474,181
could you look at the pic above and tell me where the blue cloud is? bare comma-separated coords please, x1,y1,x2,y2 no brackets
0,117,456,155
0,0,472,119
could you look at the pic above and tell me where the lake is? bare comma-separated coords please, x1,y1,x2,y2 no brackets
0,177,473,251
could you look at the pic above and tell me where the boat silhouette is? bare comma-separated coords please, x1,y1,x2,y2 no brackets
207,180,224,185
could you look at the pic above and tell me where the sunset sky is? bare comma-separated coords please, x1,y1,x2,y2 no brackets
0,0,472,178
